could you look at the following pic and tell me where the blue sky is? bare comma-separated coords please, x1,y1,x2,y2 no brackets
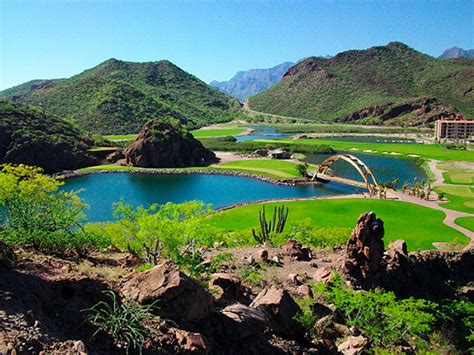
1,0,473,90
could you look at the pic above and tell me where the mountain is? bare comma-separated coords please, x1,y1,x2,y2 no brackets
210,62,295,100
248,42,474,125
1,59,242,134
439,47,474,59
0,100,96,172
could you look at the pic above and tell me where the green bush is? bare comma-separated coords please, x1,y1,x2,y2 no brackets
314,275,437,350
0,164,109,254
84,291,156,354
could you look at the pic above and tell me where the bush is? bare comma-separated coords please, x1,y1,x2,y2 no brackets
0,164,109,254
314,274,437,350
84,291,156,354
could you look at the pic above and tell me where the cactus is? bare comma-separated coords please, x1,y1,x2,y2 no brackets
252,205,289,245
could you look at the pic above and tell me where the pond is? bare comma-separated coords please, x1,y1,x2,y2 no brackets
304,152,427,188
236,126,291,142
62,173,357,222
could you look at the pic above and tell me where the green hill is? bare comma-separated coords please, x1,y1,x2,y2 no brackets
248,42,474,125
0,100,96,172
1,59,242,134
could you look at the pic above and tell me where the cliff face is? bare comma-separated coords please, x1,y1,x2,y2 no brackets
124,120,217,168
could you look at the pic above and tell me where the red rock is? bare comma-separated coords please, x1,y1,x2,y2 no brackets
121,261,213,322
337,335,367,354
255,248,269,262
388,239,408,255
296,284,313,298
282,240,311,261
209,273,252,305
175,330,206,352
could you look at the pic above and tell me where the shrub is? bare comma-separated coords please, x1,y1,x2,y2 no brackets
0,164,109,254
84,291,156,354
314,274,437,349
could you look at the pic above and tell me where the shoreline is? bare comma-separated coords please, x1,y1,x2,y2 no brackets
58,167,320,187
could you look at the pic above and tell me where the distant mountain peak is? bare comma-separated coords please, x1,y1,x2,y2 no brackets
439,47,474,58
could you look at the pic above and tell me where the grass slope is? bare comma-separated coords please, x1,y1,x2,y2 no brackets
1,59,242,134
435,186,474,214
210,199,469,250
455,217,474,232
258,138,474,162
192,127,246,138
249,42,474,123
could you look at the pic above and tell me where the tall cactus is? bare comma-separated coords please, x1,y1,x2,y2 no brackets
252,205,289,245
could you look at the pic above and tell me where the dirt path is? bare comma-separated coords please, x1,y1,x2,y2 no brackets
213,151,247,164
428,159,445,187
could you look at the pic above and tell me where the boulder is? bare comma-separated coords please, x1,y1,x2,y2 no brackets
221,303,269,339
250,286,302,337
251,149,268,158
313,266,334,283
209,273,253,305
343,212,385,286
282,240,312,261
268,149,291,159
0,241,16,269
337,335,367,355
121,261,213,322
124,120,217,168
175,330,207,353
106,150,125,163
255,248,269,262
388,239,408,255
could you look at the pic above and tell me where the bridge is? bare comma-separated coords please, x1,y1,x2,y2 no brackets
311,154,379,194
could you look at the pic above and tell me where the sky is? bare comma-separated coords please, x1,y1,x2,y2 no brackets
0,0,473,90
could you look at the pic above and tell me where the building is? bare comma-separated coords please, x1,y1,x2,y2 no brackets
434,116,474,141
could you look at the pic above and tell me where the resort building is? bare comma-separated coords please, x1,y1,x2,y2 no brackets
434,116,474,141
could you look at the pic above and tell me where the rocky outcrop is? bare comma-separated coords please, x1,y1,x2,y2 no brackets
209,273,253,305
342,96,459,126
343,212,474,298
121,261,214,322
124,120,217,168
282,240,312,261
0,241,16,269
250,286,302,337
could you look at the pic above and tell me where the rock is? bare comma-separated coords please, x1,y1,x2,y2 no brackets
124,120,217,168
250,286,302,337
388,239,408,255
0,241,16,269
255,248,269,262
209,273,252,305
251,149,268,158
272,255,283,264
296,284,313,298
221,303,269,339
106,150,125,163
71,340,87,353
282,240,311,261
121,261,213,322
343,212,385,286
268,149,291,159
337,335,367,354
175,330,206,353
313,266,334,283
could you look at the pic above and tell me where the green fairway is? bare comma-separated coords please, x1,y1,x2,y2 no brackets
257,139,474,162
435,186,474,214
442,171,474,185
191,127,246,138
455,217,474,232
104,134,138,141
210,198,469,251
77,159,305,180
88,147,118,152
217,159,304,179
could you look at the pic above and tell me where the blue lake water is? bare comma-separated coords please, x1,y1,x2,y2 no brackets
304,153,427,188
236,126,290,142
62,173,357,222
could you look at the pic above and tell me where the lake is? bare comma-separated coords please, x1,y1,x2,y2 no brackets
236,126,291,142
62,173,357,222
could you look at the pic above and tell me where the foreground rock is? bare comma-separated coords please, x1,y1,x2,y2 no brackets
121,261,213,322
250,286,302,337
0,241,16,269
124,120,217,168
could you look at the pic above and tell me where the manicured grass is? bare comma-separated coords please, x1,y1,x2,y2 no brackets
210,199,469,251
191,127,246,138
442,171,474,185
257,139,474,162
435,186,474,214
77,159,305,180
88,147,118,152
217,159,303,179
104,134,138,141
455,217,474,232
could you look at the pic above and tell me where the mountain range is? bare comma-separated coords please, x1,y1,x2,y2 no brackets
439,47,474,59
210,62,295,100
1,59,241,134
248,42,474,125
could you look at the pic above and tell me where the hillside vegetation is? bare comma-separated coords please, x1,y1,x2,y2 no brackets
0,101,96,172
1,59,242,134
249,42,474,125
